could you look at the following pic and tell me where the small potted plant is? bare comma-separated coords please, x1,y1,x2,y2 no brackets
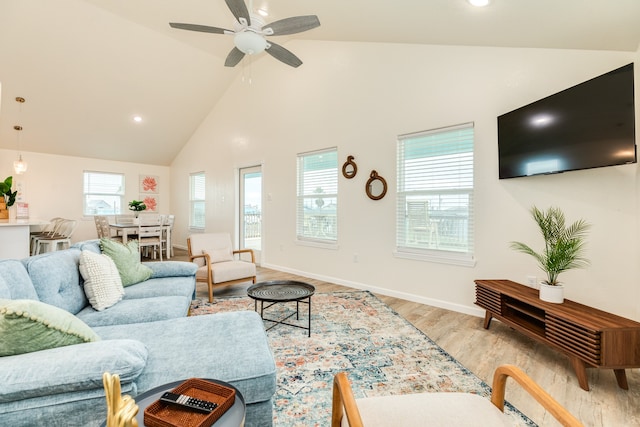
128,200,146,218
510,206,590,303
0,176,17,219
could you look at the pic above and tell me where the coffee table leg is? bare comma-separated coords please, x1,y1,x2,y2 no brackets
308,296,312,337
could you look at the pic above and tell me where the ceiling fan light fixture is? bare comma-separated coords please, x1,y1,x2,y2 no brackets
234,31,267,55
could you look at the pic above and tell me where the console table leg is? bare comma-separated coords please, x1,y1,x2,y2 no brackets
614,369,629,390
483,311,493,329
569,357,590,391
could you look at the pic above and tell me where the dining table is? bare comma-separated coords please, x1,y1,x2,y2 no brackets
109,221,172,259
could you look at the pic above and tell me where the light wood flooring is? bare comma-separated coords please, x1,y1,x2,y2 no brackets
166,249,639,427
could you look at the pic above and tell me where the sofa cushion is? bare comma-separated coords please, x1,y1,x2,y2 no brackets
0,260,37,300
100,238,153,286
196,261,256,284
0,339,147,402
22,248,88,314
144,261,198,278
79,250,125,311
94,311,277,405
123,276,195,300
203,248,233,263
0,299,100,356
76,296,191,327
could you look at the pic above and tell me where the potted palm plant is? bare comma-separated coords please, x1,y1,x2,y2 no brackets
510,206,590,303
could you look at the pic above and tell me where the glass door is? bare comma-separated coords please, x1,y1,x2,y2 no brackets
239,165,262,263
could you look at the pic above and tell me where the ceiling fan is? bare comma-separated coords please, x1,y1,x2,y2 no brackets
169,0,320,68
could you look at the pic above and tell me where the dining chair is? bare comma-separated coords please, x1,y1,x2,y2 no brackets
161,214,175,259
332,365,583,427
137,213,164,261
94,215,123,242
406,200,439,247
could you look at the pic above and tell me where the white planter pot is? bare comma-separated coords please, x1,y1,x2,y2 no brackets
539,282,564,303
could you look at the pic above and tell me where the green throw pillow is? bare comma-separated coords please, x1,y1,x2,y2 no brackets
0,299,100,356
100,238,153,286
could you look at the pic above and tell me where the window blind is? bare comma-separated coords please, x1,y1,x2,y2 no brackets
296,148,338,244
396,123,474,264
190,172,205,229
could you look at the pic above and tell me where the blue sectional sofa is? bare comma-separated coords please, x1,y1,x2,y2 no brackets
0,240,276,427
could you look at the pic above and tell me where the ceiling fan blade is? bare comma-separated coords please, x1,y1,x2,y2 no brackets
262,15,320,36
265,42,303,68
225,0,251,26
224,47,246,67
169,22,231,34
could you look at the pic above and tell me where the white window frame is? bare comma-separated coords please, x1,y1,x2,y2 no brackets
83,171,125,216
296,147,338,248
394,123,475,266
190,172,206,230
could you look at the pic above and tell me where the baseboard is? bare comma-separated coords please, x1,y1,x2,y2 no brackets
261,262,485,318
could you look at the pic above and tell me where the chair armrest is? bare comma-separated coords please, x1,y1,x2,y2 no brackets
332,372,364,427
233,248,255,263
490,364,583,427
189,253,208,263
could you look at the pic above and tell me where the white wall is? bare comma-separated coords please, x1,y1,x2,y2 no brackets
169,41,637,321
0,149,170,242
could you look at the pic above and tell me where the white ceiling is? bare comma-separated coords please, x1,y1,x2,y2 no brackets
1,0,639,165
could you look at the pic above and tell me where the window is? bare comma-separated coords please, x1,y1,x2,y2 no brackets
296,148,338,245
395,123,475,265
190,172,205,229
83,171,124,216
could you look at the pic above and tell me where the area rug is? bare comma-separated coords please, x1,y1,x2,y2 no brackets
190,291,535,427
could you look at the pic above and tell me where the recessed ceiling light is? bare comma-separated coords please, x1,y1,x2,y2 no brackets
133,116,143,123
468,0,490,6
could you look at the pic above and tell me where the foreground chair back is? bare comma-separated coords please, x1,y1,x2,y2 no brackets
332,364,583,427
187,232,256,302
137,213,164,261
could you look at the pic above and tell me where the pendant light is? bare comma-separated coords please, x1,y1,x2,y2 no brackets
13,97,28,175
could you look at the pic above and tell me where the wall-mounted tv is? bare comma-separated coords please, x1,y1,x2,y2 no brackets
498,63,636,179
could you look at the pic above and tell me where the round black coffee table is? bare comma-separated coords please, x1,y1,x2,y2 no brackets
247,280,315,336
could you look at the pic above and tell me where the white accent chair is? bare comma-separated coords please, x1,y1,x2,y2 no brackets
187,233,256,302
332,364,583,427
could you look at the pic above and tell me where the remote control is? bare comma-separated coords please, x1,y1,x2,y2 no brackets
160,392,218,413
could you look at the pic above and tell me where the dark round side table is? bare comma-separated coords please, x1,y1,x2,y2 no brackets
247,280,315,336
101,378,245,427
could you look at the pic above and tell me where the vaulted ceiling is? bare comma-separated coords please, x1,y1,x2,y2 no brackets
1,0,639,165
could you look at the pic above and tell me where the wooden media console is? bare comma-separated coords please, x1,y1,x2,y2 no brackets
474,279,640,391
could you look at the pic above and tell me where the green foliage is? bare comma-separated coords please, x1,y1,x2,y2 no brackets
0,176,17,207
128,200,146,212
510,206,590,286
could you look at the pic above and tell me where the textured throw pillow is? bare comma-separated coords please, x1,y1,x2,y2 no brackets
202,248,234,264
100,238,153,287
79,250,125,311
0,299,100,356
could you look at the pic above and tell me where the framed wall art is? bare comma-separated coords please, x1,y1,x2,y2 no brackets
139,175,159,194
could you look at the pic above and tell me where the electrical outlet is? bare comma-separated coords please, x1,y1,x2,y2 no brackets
526,275,537,287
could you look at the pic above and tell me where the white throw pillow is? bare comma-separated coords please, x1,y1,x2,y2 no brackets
203,248,234,264
79,250,125,311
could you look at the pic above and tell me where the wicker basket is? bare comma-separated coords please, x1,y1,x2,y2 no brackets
144,378,236,427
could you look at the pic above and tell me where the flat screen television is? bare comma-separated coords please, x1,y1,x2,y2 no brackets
498,63,636,179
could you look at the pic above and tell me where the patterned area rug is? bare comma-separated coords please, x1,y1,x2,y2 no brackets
190,291,535,427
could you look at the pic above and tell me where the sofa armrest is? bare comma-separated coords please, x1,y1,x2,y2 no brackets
0,339,148,403
143,261,198,278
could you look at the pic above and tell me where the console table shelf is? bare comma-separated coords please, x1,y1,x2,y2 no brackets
474,279,640,391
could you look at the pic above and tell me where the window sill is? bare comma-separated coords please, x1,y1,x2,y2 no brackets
393,248,476,267
295,239,339,250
